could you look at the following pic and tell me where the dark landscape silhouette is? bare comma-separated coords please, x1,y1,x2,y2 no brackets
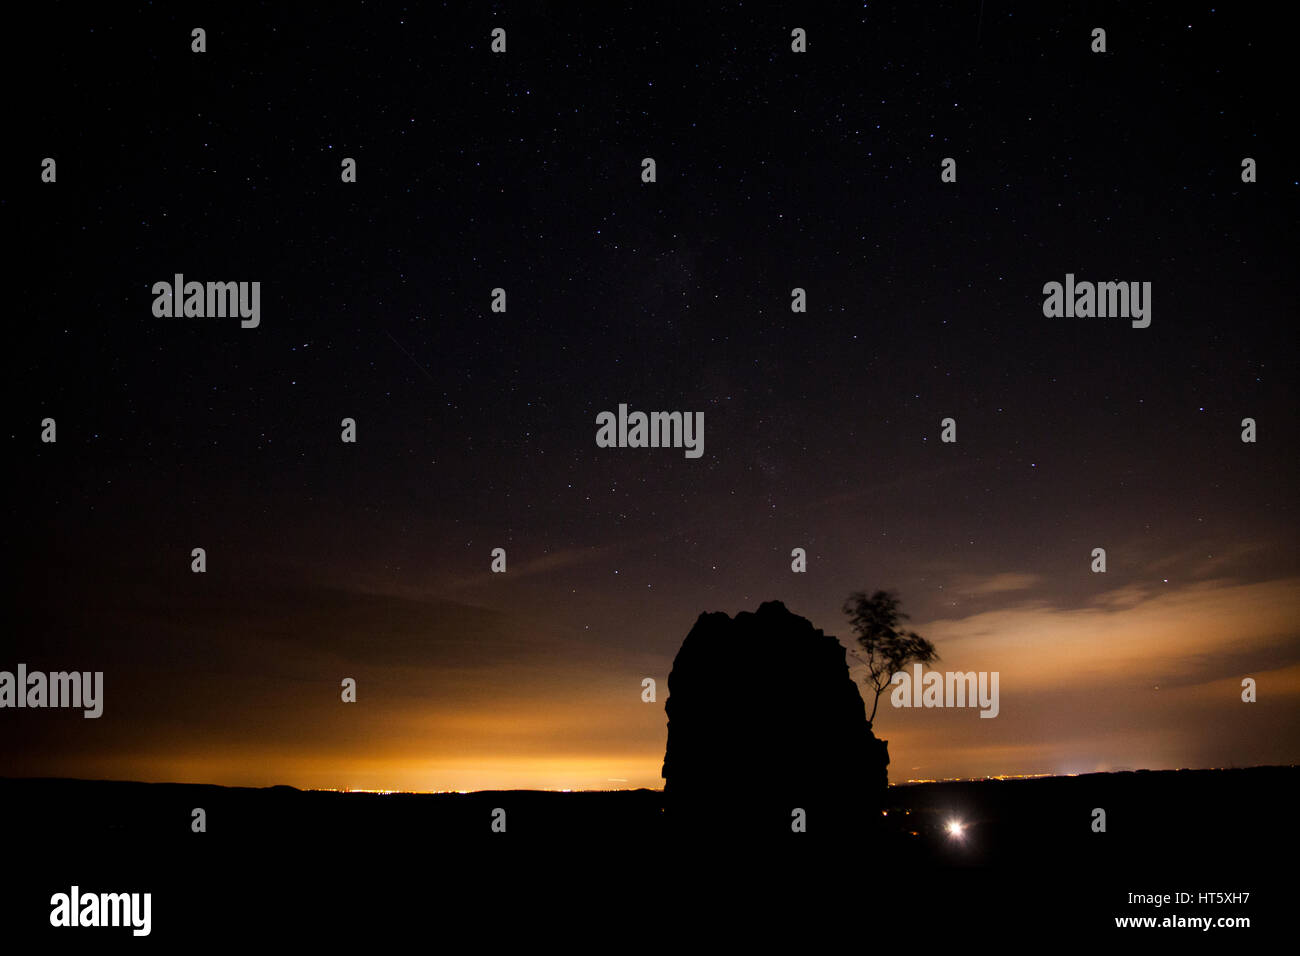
4,766,1294,940
4,597,1293,939
5,597,1295,940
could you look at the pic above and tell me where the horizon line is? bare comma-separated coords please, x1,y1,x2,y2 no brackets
4,764,1294,795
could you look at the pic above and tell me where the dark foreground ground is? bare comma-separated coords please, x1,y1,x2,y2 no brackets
1,766,1293,943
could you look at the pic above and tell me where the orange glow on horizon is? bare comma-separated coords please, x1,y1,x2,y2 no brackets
8,575,1298,791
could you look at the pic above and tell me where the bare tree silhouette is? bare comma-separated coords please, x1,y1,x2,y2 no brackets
843,590,939,728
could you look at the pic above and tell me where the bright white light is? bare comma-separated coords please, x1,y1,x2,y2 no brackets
946,819,965,838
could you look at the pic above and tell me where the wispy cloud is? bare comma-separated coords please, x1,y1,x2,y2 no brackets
917,575,1300,692
951,571,1043,595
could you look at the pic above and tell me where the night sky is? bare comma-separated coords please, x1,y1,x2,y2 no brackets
4,3,1296,791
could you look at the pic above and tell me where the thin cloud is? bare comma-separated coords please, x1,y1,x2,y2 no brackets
952,572,1043,595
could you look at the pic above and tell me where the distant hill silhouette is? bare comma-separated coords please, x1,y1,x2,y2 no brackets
661,600,887,834
2,768,1295,941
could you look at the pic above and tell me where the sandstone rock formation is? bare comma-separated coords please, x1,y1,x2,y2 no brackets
661,600,888,834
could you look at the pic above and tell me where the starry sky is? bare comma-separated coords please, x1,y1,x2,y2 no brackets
4,3,1296,790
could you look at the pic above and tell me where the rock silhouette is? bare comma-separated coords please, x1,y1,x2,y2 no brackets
661,600,888,834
